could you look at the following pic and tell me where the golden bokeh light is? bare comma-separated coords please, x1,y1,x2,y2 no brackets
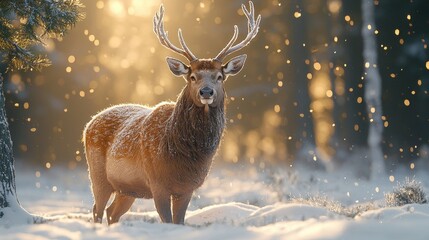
327,0,342,14
404,99,410,106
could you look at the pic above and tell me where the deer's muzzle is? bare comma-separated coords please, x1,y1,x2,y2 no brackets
199,87,214,105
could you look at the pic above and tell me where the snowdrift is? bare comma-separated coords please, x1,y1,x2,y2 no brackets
1,164,429,239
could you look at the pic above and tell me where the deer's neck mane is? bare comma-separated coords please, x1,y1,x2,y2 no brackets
163,85,225,162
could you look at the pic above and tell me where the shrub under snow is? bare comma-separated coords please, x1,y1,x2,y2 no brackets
385,178,428,207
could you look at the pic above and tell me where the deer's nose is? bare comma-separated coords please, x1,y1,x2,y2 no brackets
199,87,214,99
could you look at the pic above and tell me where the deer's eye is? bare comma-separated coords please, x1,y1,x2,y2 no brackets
190,75,196,82
216,74,223,81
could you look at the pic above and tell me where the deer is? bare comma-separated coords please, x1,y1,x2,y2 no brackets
83,1,260,225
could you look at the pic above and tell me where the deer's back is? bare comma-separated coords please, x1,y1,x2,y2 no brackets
84,104,152,154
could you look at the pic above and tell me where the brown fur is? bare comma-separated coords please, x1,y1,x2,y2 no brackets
190,59,222,71
83,82,225,225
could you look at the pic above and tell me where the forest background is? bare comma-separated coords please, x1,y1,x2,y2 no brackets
3,0,429,175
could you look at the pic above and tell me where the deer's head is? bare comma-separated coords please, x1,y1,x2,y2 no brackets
154,1,261,111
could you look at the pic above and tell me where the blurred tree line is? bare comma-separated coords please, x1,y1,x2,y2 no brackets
3,0,429,171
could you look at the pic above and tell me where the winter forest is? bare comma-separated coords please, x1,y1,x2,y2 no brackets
1,0,429,239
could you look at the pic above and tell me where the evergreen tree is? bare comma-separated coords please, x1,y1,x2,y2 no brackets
0,0,83,223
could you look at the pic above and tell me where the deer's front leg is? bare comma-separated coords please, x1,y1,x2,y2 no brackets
172,192,192,224
153,190,172,223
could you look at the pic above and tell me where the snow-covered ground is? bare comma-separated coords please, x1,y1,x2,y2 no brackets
2,161,429,239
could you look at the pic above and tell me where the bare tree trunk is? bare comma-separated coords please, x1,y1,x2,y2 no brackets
305,0,335,170
0,77,16,212
0,76,31,224
361,0,385,179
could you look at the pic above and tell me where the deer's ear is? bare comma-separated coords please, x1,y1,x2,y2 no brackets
223,54,247,76
166,57,189,76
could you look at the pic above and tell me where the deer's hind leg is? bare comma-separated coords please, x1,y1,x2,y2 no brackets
172,192,192,224
86,148,114,223
106,193,135,225
153,189,173,223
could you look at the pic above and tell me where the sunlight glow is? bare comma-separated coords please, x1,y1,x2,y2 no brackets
108,0,125,17
309,64,335,160
130,0,160,17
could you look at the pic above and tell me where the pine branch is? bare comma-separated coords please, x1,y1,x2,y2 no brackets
0,0,85,71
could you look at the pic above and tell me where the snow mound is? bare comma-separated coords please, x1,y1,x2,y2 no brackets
245,203,337,226
3,164,429,239
357,204,429,221
187,202,258,226
0,198,34,227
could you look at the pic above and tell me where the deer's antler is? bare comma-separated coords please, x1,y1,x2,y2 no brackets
153,5,198,62
214,1,261,62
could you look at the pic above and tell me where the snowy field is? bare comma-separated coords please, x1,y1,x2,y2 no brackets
2,160,429,239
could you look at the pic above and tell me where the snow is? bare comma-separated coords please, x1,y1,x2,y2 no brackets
0,195,33,226
2,163,429,239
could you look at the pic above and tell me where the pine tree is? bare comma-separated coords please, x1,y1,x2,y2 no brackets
0,0,83,224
